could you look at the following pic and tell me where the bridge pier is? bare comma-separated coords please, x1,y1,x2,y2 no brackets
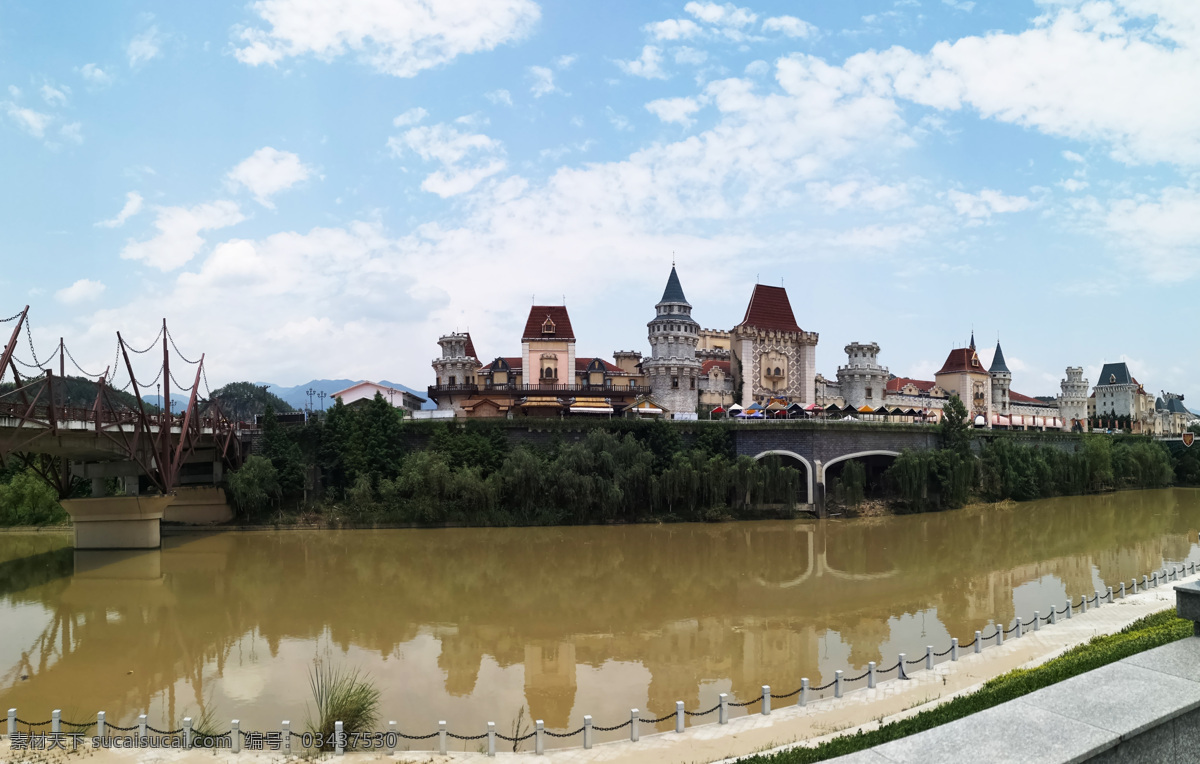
59,496,175,550
813,459,827,519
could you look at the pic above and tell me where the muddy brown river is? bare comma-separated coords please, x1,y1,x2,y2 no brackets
2,488,1198,748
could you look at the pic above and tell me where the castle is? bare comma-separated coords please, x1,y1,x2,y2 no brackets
426,267,820,417
426,267,1195,433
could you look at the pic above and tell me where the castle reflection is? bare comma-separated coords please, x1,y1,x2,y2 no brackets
1,488,1198,740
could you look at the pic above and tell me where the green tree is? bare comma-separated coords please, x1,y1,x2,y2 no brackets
227,455,281,519
354,393,405,484
260,404,306,499
939,394,972,455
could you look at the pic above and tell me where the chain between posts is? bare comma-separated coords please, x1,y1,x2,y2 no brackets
684,704,719,717
544,727,585,738
727,697,761,708
146,725,185,735
64,342,105,378
396,731,439,740
166,327,201,365
770,688,801,699
446,732,489,741
934,646,954,657
495,731,537,743
843,670,871,682
639,712,676,724
591,720,632,733
125,327,165,355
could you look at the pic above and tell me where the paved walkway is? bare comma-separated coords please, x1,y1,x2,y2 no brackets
2,572,1194,764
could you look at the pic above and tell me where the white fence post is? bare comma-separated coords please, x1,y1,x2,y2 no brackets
388,721,396,755
52,710,60,735
138,714,147,744
279,720,286,754
868,661,876,689
487,721,495,757
719,694,728,724
6,709,14,737
1094,589,1101,608
1081,594,1087,614
762,686,771,716
439,721,447,755
974,631,982,654
184,717,193,750
675,701,684,733
334,720,343,756
630,710,639,743
952,638,959,661
835,670,843,698
926,645,934,668
1120,582,1126,599
1108,586,1114,603
583,716,593,750
799,678,809,707
535,719,544,755
232,720,241,754
96,711,105,738
1015,617,1022,638
1066,598,1073,619
898,654,907,680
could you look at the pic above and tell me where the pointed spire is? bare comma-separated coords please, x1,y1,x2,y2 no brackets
989,340,1010,374
659,265,689,304
969,329,976,350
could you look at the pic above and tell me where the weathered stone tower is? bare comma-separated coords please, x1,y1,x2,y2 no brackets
645,266,701,415
988,340,1012,415
431,333,480,410
837,342,889,410
1059,366,1089,431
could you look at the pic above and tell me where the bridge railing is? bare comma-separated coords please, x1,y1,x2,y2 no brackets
0,401,233,430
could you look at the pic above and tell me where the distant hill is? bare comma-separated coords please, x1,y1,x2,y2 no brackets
206,382,295,422
262,379,435,410
0,376,160,413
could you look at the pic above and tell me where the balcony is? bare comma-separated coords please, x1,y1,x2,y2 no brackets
427,382,645,400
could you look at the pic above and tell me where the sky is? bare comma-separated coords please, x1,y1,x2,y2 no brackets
2,0,1199,401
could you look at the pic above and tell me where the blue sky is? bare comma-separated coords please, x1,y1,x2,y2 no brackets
2,0,1198,401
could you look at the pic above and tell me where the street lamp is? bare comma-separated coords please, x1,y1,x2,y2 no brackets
306,387,316,411
317,391,327,411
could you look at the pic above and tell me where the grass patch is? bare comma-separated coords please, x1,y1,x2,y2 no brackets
739,610,1193,763
305,661,380,751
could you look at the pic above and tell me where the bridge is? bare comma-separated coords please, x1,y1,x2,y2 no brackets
729,422,941,515
0,306,246,548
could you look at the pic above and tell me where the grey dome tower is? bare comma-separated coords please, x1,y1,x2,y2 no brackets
645,266,701,416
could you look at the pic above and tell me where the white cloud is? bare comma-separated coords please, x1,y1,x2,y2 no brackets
79,63,113,87
388,122,506,197
942,0,975,11
121,201,246,270
1104,187,1200,280
616,46,667,80
485,89,513,106
393,107,428,126
529,65,557,97
1058,178,1089,192
127,26,163,67
947,188,1033,219
837,2,1200,166
233,0,540,78
645,19,702,41
674,47,708,66
1062,150,1085,163
762,15,816,38
41,84,70,107
97,192,145,228
744,60,769,76
555,54,577,69
684,2,757,28
606,107,632,132
55,279,106,304
3,102,52,138
806,180,909,211
646,97,702,127
59,122,83,145
226,147,313,208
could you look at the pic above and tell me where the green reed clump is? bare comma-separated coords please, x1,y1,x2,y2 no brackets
306,661,380,750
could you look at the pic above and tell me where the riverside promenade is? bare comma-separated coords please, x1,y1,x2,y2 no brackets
3,570,1196,764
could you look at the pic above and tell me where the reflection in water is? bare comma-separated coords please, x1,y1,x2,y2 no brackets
1,488,1199,746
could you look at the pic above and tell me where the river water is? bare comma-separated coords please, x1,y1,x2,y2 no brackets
1,488,1198,747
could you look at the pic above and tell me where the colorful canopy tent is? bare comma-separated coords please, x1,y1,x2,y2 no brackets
711,406,726,414
746,402,765,411
624,395,666,417
570,397,613,415
728,403,744,413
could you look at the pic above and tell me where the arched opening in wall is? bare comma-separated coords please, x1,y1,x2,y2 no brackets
823,452,898,515
753,450,812,506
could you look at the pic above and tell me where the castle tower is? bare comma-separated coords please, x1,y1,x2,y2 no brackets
988,340,1012,415
836,342,889,410
1059,366,1089,431
645,266,701,415
431,333,481,410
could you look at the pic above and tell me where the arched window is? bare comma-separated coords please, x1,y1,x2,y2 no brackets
449,375,457,385
774,367,782,377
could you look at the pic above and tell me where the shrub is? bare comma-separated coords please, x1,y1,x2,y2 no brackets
306,662,380,750
227,455,281,519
